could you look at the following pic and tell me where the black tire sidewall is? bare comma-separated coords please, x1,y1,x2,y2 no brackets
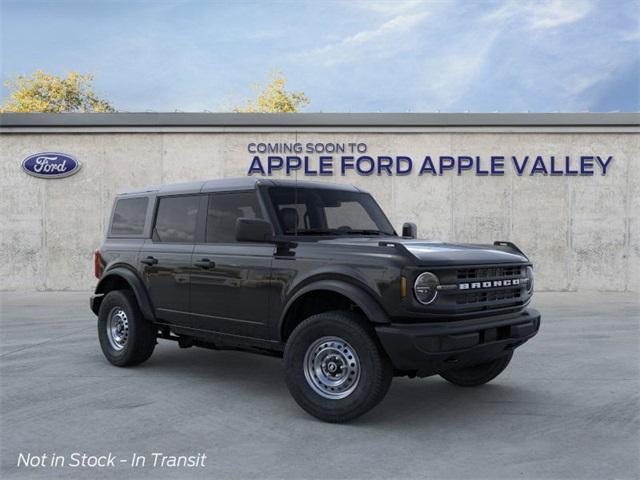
285,312,392,422
97,290,154,367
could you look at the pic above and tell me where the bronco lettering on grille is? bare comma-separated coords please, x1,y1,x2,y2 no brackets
459,279,521,290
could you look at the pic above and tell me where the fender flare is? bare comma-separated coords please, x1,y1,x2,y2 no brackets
93,267,156,321
278,279,390,340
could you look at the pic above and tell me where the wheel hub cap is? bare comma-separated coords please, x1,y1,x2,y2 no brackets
107,307,129,351
303,336,360,400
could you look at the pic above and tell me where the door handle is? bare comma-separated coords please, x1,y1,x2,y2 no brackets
194,258,215,269
141,256,158,266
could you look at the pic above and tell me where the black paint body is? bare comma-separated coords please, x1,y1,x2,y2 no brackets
91,178,540,376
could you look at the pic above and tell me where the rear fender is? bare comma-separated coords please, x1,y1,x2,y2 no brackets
92,267,155,321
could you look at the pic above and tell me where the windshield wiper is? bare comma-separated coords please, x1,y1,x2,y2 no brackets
344,229,386,235
289,228,388,236
288,228,342,236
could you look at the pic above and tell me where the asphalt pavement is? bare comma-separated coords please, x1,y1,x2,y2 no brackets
0,291,638,479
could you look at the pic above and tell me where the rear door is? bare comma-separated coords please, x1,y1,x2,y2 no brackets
189,190,273,338
139,194,204,326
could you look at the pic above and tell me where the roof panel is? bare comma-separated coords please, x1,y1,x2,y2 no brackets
117,177,362,196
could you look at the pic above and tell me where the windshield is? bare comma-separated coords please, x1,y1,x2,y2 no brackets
268,186,396,236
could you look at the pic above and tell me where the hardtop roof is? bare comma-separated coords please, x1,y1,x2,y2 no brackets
116,177,362,196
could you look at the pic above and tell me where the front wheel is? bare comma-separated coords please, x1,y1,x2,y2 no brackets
284,311,393,423
439,352,513,387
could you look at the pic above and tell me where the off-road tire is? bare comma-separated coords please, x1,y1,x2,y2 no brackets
98,290,156,367
284,311,393,423
439,352,513,387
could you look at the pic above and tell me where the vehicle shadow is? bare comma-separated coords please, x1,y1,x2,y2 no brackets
137,342,548,429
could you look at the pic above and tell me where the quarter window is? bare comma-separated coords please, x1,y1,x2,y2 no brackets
110,197,148,236
153,195,200,243
206,192,263,243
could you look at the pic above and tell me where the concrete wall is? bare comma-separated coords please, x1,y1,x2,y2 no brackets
1,129,638,291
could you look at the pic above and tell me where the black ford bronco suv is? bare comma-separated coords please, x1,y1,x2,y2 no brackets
91,178,540,422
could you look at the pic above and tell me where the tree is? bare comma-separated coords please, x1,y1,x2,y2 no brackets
1,70,115,113
234,72,309,113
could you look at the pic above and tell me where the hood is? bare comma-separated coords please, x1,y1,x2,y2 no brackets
316,237,529,266
399,239,528,266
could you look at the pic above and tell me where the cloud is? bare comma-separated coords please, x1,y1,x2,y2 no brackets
351,0,428,15
299,12,429,66
419,28,500,109
244,30,284,41
485,0,592,30
620,29,640,42
572,75,608,96
528,0,592,29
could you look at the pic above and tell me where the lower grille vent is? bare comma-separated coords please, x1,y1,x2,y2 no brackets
456,287,522,305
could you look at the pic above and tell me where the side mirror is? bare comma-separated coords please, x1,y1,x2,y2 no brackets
402,222,417,239
236,218,274,243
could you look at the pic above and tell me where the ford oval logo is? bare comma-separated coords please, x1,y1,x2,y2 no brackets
21,152,81,179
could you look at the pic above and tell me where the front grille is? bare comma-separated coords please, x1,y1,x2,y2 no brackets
429,263,531,317
456,287,522,305
457,266,522,281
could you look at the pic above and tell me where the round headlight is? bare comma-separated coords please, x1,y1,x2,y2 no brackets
526,266,534,293
414,272,439,305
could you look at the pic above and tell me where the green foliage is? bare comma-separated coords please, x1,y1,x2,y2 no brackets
1,70,115,113
234,72,309,113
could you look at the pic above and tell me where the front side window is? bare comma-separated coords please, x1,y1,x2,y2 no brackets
110,197,148,236
206,191,263,243
153,195,199,243
268,187,395,236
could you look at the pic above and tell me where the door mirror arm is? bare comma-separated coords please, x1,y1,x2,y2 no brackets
402,222,417,239
273,236,298,249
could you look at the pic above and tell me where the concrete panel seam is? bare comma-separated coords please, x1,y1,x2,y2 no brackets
508,168,513,243
449,135,455,240
624,144,631,292
566,162,574,292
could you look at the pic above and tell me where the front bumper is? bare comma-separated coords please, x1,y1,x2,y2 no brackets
375,308,541,377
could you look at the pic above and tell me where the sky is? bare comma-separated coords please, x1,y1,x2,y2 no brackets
1,0,639,112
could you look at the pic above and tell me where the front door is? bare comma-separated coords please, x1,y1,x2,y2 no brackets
189,191,272,338
140,194,202,326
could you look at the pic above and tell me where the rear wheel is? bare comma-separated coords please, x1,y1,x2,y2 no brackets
284,311,393,423
98,290,156,367
439,352,513,387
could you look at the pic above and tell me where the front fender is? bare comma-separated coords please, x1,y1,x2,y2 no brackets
92,267,155,321
278,278,390,340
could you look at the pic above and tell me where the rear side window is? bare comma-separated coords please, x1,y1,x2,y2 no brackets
153,195,200,243
110,197,148,236
206,192,263,243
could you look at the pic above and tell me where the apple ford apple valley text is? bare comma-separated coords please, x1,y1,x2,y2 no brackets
247,142,613,177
